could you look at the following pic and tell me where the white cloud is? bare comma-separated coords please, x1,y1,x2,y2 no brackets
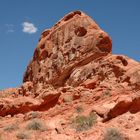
22,22,38,34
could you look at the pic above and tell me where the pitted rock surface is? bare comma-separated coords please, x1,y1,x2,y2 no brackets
23,11,112,87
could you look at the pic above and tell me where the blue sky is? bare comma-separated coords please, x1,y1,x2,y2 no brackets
0,0,140,89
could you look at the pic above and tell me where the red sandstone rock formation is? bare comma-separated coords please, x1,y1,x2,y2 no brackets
23,11,112,88
0,11,140,140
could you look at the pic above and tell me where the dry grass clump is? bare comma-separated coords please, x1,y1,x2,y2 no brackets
26,119,46,131
3,123,18,132
72,112,97,131
104,128,124,140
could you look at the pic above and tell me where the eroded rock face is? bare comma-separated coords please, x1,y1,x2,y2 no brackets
0,90,61,117
23,11,112,88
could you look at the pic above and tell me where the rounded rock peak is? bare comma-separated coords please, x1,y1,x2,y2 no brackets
23,11,112,87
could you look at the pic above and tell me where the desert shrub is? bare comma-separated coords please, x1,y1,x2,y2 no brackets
3,124,18,132
16,131,30,139
103,89,111,97
30,111,39,119
104,128,124,140
72,112,97,131
26,119,46,131
76,106,84,113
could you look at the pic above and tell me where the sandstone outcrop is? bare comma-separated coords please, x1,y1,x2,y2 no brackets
23,11,112,88
0,11,140,140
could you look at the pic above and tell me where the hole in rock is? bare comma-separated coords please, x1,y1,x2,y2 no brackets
116,56,128,66
39,76,44,82
64,11,81,21
71,48,76,53
41,30,50,37
96,37,112,53
40,44,45,49
77,46,81,49
65,37,72,43
38,68,41,73
73,11,81,15
75,27,87,37
40,50,48,60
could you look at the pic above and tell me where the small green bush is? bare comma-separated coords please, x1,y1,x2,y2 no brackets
3,124,18,132
104,128,124,140
16,131,30,139
72,112,97,131
26,119,46,131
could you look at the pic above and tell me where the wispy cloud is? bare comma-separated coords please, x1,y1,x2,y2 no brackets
22,22,38,34
5,24,15,33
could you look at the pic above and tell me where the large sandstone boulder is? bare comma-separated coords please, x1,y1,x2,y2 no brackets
23,11,112,87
